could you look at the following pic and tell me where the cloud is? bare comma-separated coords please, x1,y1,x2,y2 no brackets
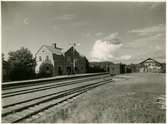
103,32,122,45
128,24,165,45
119,55,132,60
90,32,123,62
126,24,165,63
82,32,92,38
90,24,165,63
133,33,164,44
128,24,165,36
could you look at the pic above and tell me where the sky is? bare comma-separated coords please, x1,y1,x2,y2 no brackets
2,2,166,64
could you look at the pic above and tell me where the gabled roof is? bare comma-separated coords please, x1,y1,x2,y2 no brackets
35,45,63,56
44,45,63,55
139,58,161,64
65,46,80,56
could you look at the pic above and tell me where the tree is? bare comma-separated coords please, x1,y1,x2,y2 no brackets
2,53,5,61
38,62,54,77
8,47,36,81
2,53,10,82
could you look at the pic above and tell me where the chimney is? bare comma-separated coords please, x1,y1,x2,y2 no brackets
52,43,57,48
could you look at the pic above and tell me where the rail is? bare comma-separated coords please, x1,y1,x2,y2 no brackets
2,72,109,89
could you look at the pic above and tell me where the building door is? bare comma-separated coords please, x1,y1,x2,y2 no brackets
75,67,79,73
67,67,71,75
58,66,62,75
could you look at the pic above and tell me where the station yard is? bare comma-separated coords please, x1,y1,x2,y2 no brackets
31,73,165,123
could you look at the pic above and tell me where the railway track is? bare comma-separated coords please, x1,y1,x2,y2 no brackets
2,74,112,123
2,74,109,98
2,73,108,90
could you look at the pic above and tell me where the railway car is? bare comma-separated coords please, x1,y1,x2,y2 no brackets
109,63,126,76
109,63,120,76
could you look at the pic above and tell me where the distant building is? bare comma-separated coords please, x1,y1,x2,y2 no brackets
161,63,166,73
109,58,165,75
35,43,65,76
138,58,162,73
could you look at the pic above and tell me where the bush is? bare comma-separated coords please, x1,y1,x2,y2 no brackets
38,62,54,78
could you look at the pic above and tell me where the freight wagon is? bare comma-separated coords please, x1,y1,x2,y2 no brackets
109,63,126,75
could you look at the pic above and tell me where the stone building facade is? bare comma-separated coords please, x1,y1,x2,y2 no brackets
65,46,89,74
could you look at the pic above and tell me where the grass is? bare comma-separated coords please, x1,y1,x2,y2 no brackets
32,73,166,123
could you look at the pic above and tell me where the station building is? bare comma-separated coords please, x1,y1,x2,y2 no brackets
35,43,88,76
35,43,65,76
65,46,89,75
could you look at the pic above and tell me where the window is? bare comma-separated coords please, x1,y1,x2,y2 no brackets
58,66,62,75
46,55,49,61
46,66,49,70
107,67,109,72
39,56,42,61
